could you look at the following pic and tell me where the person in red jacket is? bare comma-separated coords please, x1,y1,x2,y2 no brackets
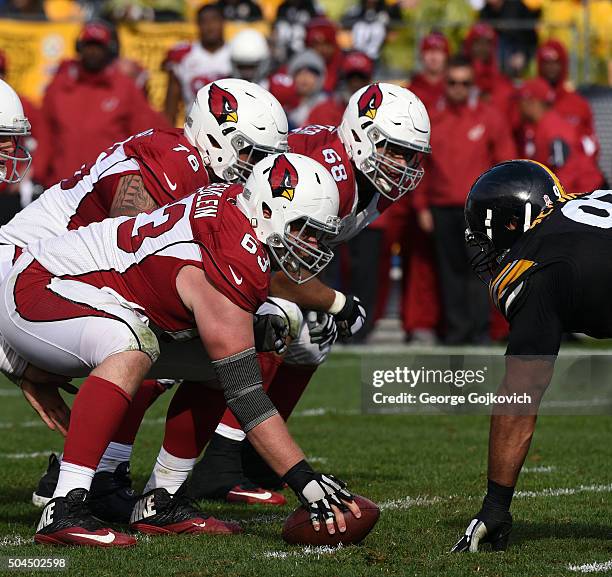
304,17,344,94
38,21,168,187
463,22,517,124
415,56,517,344
517,78,604,193
408,31,450,112
536,39,598,158
306,51,373,126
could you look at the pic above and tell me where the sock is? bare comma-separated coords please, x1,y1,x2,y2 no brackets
96,442,133,474
215,352,283,441
144,447,196,495
111,379,165,445
53,462,95,498
60,375,132,493
267,363,318,420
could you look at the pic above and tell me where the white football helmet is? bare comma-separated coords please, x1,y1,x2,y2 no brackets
237,153,340,284
0,79,31,184
338,82,431,200
184,79,288,183
230,29,271,83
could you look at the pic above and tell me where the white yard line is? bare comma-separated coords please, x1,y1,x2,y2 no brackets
379,495,452,511
263,545,343,560
379,483,612,512
523,465,556,473
568,560,612,573
515,483,612,499
0,451,57,459
0,535,33,547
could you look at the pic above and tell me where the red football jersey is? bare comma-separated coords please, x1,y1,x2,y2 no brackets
288,125,357,220
66,127,210,230
27,183,270,335
0,128,210,249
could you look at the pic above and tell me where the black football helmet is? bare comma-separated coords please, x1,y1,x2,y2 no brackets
465,160,565,282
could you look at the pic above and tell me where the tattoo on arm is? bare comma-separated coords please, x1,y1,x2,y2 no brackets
110,174,159,217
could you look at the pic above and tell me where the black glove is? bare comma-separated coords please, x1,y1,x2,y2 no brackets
306,311,338,349
451,498,513,553
335,295,366,340
253,313,289,354
283,460,354,526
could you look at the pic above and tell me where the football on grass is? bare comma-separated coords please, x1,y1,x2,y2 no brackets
282,495,380,546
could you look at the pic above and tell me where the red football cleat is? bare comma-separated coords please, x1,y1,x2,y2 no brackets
130,487,242,535
35,488,136,548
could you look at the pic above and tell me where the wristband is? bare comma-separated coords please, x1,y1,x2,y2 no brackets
327,290,346,315
282,459,316,493
484,478,515,511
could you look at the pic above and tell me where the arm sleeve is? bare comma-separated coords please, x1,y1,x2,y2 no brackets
505,265,567,356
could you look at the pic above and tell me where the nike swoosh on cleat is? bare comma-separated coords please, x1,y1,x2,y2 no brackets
163,172,178,191
192,522,207,528
228,265,243,285
228,490,273,501
68,531,116,544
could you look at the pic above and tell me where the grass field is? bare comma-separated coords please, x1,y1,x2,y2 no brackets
0,351,611,577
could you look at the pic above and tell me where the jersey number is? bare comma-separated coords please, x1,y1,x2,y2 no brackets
322,148,347,182
561,190,612,229
117,203,186,253
241,233,269,273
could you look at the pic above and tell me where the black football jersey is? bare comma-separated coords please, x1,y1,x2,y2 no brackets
490,189,612,355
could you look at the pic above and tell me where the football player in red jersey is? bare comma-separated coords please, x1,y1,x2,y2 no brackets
190,83,433,501
0,153,361,546
0,79,288,516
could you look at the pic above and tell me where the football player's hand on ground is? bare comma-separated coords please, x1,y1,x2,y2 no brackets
253,313,290,354
20,366,77,436
283,460,361,534
335,295,366,340
451,505,512,553
306,311,338,349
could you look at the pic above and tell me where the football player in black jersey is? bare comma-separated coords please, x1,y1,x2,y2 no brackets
452,159,612,552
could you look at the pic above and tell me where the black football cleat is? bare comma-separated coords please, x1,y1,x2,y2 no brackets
87,462,139,524
130,485,242,535
187,433,285,505
35,488,136,548
32,453,60,508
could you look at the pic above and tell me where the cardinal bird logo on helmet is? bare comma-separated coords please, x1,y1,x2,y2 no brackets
357,84,383,120
208,83,239,125
269,155,298,201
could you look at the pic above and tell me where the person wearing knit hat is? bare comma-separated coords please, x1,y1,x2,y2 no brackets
536,39,599,158
286,49,327,128
518,77,604,193
408,31,450,112
463,22,516,122
306,51,374,127
305,17,344,93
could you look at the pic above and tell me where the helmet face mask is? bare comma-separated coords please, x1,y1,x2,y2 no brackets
363,128,427,200
267,215,339,284
0,133,32,184
465,227,509,284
